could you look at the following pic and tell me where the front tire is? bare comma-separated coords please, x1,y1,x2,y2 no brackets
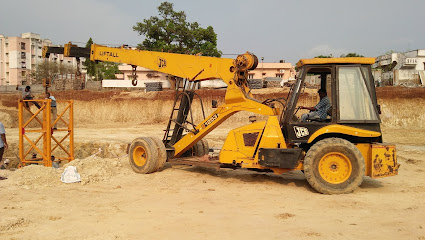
304,138,365,194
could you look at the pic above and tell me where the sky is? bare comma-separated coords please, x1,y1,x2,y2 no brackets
1,0,424,64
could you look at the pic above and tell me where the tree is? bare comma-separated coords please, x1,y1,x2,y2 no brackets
344,53,364,57
83,37,96,78
314,55,332,58
29,61,76,84
98,62,121,79
133,2,221,57
315,53,364,58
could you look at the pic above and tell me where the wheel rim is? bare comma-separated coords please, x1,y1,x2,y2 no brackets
318,152,352,184
133,146,147,167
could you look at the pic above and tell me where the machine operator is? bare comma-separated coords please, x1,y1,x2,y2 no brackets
300,88,331,122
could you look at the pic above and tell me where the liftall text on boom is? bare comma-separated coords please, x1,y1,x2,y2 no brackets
99,51,119,57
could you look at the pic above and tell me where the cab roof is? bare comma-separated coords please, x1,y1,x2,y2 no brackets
296,57,376,68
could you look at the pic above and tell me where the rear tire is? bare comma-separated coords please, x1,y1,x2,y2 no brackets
150,137,167,172
304,138,365,194
192,139,209,156
129,137,158,174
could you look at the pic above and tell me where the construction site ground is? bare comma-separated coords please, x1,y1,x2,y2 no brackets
1,87,425,240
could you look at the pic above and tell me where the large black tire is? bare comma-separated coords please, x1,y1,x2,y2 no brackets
150,137,167,172
181,139,210,157
192,139,210,156
129,137,159,174
201,139,209,156
303,138,365,194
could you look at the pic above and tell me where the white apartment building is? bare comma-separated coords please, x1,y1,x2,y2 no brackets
0,32,80,86
373,50,425,85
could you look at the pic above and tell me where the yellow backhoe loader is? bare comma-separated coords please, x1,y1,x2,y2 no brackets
43,43,399,194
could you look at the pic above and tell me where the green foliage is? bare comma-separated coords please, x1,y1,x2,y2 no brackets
99,62,121,79
344,52,364,57
315,53,365,58
83,37,96,78
82,37,121,80
133,2,221,57
314,55,332,58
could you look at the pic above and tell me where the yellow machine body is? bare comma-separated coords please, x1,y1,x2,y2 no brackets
307,125,382,143
220,116,287,167
356,143,399,178
221,118,398,178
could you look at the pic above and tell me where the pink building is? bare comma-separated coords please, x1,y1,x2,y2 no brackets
116,64,168,80
248,61,295,81
0,32,81,86
0,36,31,85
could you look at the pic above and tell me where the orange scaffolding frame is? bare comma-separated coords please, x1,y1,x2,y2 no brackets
18,99,74,167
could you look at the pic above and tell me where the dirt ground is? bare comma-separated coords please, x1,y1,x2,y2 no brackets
0,123,424,240
1,88,425,239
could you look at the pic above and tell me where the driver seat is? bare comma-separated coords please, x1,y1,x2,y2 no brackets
311,106,332,122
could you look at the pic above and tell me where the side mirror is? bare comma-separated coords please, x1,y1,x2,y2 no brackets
212,100,218,108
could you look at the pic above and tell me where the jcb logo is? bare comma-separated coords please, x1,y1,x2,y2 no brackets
204,113,218,127
158,57,167,68
294,126,309,138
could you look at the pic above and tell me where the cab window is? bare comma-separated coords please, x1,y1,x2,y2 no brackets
294,67,333,122
338,66,378,121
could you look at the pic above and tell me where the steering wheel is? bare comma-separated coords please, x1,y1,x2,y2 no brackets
292,106,301,122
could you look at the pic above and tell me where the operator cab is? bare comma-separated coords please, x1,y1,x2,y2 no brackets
281,58,382,144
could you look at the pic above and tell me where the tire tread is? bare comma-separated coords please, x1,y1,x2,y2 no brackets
304,138,365,194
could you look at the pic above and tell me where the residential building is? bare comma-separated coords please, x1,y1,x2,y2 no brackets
21,32,52,71
0,32,81,86
106,64,170,88
373,50,425,85
116,65,168,81
0,35,29,85
248,61,295,81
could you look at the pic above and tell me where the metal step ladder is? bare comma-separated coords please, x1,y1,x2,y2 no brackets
163,78,206,149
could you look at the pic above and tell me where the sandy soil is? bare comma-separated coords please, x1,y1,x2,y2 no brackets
1,123,425,240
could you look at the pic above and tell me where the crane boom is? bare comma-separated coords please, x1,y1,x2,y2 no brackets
90,44,235,83
48,42,278,157
62,43,257,84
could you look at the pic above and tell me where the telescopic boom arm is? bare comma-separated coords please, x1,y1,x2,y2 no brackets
45,42,278,157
